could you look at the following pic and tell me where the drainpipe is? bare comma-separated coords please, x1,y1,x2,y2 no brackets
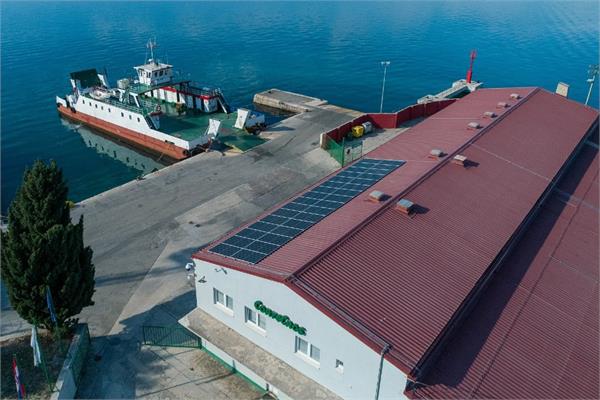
374,344,391,400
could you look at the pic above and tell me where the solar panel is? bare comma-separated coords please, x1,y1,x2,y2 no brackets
209,158,404,264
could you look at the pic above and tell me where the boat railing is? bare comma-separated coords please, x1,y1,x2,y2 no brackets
86,94,149,115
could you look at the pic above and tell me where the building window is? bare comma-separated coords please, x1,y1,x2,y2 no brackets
335,359,344,373
295,336,320,364
245,306,266,331
213,288,233,312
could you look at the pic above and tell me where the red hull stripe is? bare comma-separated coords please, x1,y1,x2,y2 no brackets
57,105,188,160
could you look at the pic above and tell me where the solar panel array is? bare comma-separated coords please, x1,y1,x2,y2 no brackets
210,158,404,264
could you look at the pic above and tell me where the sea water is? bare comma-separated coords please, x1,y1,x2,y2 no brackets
1,1,598,212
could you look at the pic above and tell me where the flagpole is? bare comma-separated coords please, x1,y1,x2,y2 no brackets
12,354,26,399
46,286,65,353
34,325,55,392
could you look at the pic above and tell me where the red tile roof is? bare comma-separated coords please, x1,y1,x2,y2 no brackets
409,140,598,399
194,88,599,389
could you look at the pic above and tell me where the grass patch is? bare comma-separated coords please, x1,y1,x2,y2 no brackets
1,331,71,400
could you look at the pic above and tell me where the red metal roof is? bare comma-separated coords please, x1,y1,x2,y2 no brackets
409,140,599,399
197,88,537,277
290,89,598,375
194,88,599,387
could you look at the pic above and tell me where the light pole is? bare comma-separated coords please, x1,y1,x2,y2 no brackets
379,61,390,113
585,64,599,106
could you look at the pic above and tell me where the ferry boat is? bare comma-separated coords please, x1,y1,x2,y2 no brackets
56,40,264,160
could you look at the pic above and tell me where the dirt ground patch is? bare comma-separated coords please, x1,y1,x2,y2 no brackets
1,331,70,400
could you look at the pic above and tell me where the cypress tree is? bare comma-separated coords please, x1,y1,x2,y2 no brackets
1,160,95,332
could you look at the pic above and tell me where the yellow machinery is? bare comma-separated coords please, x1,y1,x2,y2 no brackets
351,125,365,138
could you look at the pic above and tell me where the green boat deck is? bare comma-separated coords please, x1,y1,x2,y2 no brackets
159,110,238,141
155,101,266,152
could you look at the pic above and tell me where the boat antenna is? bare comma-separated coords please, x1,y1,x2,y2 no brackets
147,38,157,64
466,49,477,83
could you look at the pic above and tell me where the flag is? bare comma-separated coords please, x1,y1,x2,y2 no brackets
30,326,42,367
12,356,26,399
46,287,57,324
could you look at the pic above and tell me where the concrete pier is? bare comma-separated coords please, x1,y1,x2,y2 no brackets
254,89,328,113
254,88,364,118
68,91,369,337
417,79,483,104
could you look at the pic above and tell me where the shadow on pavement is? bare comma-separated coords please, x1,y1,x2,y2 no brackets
76,290,263,399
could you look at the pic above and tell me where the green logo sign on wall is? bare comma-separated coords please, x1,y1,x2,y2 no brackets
254,300,307,335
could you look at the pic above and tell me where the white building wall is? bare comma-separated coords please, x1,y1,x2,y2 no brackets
72,96,208,150
194,259,408,400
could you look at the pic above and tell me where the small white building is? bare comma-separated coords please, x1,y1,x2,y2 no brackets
182,259,408,400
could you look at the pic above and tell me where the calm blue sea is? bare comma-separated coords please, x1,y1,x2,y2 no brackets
1,1,598,213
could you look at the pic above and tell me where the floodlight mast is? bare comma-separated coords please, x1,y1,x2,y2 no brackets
585,64,599,106
380,61,391,113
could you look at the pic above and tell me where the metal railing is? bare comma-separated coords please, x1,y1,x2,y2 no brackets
141,325,202,349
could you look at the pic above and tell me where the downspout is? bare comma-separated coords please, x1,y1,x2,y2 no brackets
374,344,391,400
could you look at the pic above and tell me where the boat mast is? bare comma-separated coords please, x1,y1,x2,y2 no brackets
147,38,157,64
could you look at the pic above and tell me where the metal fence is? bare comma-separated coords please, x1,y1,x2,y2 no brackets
70,323,91,384
142,325,202,349
325,136,363,166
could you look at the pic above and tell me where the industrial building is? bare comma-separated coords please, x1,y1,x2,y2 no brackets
181,87,599,399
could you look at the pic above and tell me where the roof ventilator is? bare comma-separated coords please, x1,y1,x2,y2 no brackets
510,93,521,100
368,190,386,203
396,199,414,215
452,154,468,166
429,149,445,159
467,122,481,130
483,111,497,118
497,101,509,108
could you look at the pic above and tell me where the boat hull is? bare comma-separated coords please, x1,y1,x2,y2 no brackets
57,104,190,161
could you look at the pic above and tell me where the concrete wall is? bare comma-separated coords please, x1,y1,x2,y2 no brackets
194,260,408,400
324,99,457,141
51,324,90,400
